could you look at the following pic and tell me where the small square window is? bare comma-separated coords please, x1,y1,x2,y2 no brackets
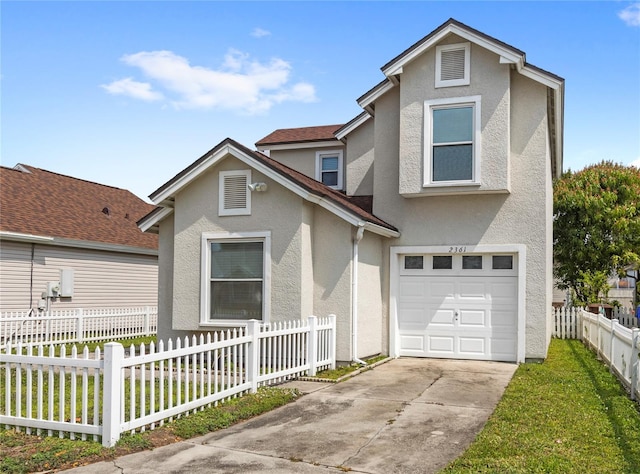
462,255,482,270
404,256,424,270
492,255,513,270
316,150,344,190
432,256,452,270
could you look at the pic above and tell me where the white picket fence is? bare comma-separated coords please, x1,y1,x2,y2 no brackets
0,307,158,348
581,309,640,401
0,315,336,447
553,307,640,402
553,306,638,339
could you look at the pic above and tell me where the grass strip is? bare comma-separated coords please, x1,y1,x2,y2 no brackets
441,339,640,474
0,386,299,474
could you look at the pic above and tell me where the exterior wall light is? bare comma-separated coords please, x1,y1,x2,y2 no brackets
248,182,268,192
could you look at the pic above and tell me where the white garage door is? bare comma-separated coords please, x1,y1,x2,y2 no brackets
397,254,518,362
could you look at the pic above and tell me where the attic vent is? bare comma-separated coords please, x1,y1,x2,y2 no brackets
441,48,466,81
435,42,470,88
219,170,251,216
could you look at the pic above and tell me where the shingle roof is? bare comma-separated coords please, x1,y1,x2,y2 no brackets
1,165,158,250
255,124,344,147
144,138,397,234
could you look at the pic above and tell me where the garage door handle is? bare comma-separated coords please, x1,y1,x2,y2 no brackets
455,311,459,320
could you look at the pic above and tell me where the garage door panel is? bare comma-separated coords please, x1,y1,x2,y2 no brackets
459,337,486,355
458,281,487,299
398,305,428,330
400,334,426,351
427,336,455,353
429,281,455,299
459,309,486,327
429,308,456,326
399,280,426,298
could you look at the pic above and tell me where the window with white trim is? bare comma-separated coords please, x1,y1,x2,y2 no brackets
435,42,470,88
424,96,481,186
219,170,251,216
315,150,344,190
201,232,270,324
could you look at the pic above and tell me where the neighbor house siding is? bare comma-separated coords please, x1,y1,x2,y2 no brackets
0,240,158,312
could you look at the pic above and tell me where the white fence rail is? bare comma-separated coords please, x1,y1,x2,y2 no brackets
0,307,158,348
0,315,336,447
580,309,640,401
553,306,638,339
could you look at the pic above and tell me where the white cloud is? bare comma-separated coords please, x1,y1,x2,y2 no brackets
101,77,163,101
106,49,316,114
618,3,640,26
629,157,640,168
251,27,271,38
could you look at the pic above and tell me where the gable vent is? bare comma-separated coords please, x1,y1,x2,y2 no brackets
223,174,247,210
435,42,470,88
440,48,466,81
219,170,251,216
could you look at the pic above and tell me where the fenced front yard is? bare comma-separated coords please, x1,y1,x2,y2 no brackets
553,306,639,402
0,315,336,447
0,307,158,349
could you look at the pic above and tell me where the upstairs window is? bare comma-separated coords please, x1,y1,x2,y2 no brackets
424,96,481,186
435,42,470,88
316,150,344,190
219,170,251,216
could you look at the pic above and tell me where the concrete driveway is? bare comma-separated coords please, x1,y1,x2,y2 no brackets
64,358,516,474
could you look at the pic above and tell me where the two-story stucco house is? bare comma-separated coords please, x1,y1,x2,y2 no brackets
139,18,564,363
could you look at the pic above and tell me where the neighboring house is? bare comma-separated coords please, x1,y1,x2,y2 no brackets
140,18,564,363
0,164,159,312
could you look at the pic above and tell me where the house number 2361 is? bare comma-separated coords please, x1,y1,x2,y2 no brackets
449,246,467,253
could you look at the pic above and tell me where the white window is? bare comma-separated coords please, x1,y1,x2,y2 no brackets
219,170,251,216
200,231,271,325
424,96,481,186
315,150,344,190
435,42,470,88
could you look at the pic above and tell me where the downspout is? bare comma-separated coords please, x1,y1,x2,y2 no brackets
352,223,366,365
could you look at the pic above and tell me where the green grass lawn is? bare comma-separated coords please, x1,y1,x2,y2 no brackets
441,339,640,474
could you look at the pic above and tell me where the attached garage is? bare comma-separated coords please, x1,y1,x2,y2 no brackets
391,247,525,363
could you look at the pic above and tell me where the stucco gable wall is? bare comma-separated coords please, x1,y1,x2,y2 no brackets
170,156,306,332
398,35,510,195
371,49,552,359
345,119,375,196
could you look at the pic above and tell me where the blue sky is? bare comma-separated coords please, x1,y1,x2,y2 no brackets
2,1,639,201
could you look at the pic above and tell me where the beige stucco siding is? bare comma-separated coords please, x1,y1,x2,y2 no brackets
345,118,375,196
170,156,306,332
0,240,158,313
311,207,353,362
157,214,177,342
398,36,510,196
357,231,384,358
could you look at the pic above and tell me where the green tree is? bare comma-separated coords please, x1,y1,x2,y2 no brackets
553,161,640,306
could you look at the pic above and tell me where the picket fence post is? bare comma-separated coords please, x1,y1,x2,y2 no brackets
76,309,84,343
610,319,618,372
143,307,151,336
328,314,337,370
102,342,124,447
631,328,639,401
308,316,317,376
246,320,260,393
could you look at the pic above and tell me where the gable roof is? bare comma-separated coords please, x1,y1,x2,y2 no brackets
356,18,564,177
140,138,399,238
1,164,158,253
255,124,344,147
